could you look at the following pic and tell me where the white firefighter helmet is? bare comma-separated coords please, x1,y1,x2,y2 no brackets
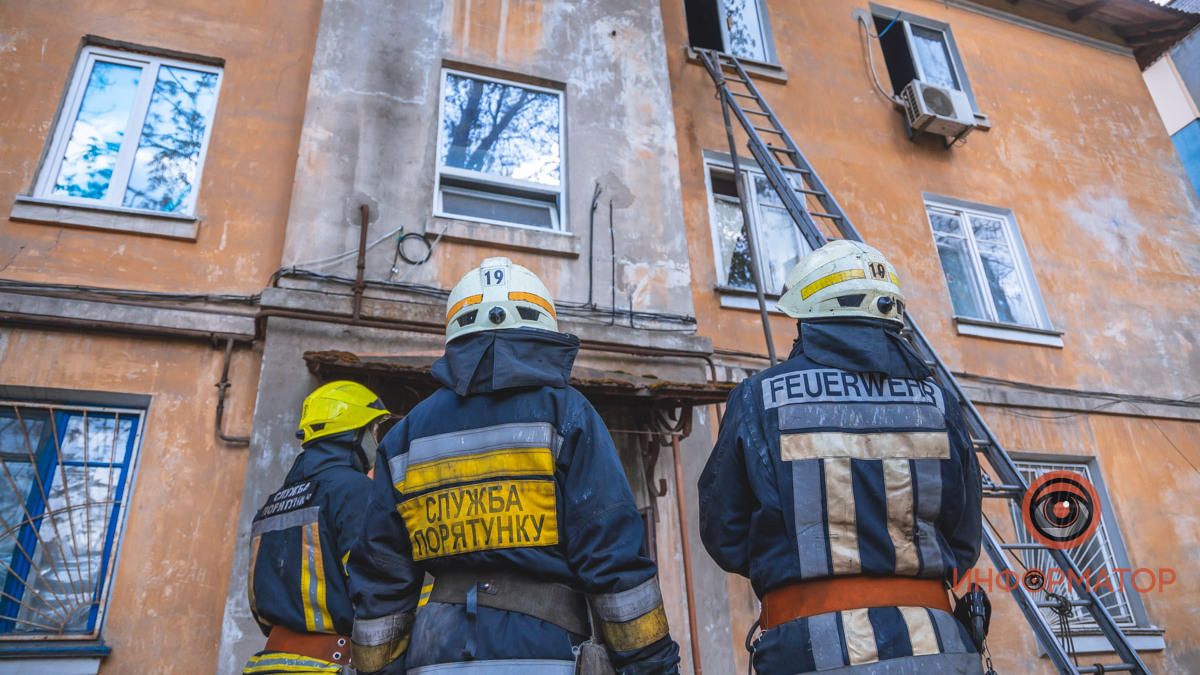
445,257,559,342
776,239,905,323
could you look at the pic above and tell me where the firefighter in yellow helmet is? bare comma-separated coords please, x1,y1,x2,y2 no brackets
243,381,391,674
700,240,985,674
347,257,680,674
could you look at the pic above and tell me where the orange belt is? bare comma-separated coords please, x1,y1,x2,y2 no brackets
264,625,352,666
760,576,952,630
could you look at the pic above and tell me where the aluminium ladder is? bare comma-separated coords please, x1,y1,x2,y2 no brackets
696,49,1150,675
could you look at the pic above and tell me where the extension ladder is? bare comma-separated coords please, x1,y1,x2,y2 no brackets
696,49,1150,675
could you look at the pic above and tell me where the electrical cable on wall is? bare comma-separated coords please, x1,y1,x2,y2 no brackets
856,13,904,105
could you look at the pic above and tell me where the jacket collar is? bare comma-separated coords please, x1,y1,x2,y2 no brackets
286,431,366,482
431,327,578,397
789,317,931,380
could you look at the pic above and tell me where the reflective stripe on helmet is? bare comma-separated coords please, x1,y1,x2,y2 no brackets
800,268,867,300
446,293,484,323
507,291,556,318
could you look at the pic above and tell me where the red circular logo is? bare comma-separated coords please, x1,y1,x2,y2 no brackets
1021,470,1101,550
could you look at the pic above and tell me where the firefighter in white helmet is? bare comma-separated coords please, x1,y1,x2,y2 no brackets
348,257,680,674
700,240,985,674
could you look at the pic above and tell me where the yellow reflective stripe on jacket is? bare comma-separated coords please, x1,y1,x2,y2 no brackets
299,522,330,632
800,268,866,299
243,650,341,674
399,446,555,494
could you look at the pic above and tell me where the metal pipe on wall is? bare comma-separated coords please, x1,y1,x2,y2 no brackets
671,433,703,675
215,337,251,445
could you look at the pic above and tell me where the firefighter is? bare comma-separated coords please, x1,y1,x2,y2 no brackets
244,381,391,674
347,257,680,675
699,240,984,674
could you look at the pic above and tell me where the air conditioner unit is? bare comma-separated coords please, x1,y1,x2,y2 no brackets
901,79,975,142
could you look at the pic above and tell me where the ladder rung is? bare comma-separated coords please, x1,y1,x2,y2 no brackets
1035,599,1093,608
1078,665,1137,674
744,109,770,117
730,91,758,99
780,165,809,175
1000,543,1047,551
983,485,1024,497
753,126,784,135
810,211,843,220
972,439,992,451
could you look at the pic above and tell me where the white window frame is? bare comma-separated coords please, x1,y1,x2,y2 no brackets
716,0,779,65
1007,455,1163,648
923,195,1053,331
703,156,808,296
902,21,964,92
433,68,567,233
34,45,223,217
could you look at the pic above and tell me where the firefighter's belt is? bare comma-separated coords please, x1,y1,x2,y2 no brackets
760,576,952,630
265,624,352,666
430,570,591,637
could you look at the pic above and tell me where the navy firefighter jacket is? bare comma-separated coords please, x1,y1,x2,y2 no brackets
248,433,372,637
699,318,983,669
348,327,680,675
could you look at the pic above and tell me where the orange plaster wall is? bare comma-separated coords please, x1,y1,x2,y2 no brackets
0,327,260,674
0,0,323,295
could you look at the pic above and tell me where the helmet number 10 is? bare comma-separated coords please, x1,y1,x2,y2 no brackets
483,269,505,286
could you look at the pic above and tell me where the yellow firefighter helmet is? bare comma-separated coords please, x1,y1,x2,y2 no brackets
297,380,390,445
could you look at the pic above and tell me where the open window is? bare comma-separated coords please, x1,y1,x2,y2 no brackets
434,69,565,231
685,0,778,64
869,4,984,143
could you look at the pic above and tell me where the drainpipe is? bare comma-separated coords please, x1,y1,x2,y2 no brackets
215,337,251,445
352,204,371,321
671,433,703,674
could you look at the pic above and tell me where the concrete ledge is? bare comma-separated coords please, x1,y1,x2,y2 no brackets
433,216,580,257
0,657,101,675
685,47,788,84
10,196,199,241
0,290,256,339
954,316,1064,348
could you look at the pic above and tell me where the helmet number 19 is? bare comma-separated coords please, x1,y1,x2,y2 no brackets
868,262,888,280
483,268,505,286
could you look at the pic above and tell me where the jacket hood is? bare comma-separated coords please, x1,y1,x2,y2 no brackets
286,431,366,482
432,327,578,396
789,317,930,380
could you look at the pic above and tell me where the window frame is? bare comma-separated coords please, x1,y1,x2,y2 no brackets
717,0,779,65
703,155,809,297
923,195,1053,332
1008,454,1162,638
870,4,981,114
0,399,146,642
433,68,568,233
34,45,224,217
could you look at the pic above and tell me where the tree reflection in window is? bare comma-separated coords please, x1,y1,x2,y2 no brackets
52,62,142,201
440,74,561,187
723,0,770,62
123,67,219,212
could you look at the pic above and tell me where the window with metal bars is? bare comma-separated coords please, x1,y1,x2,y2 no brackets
1008,458,1157,637
0,401,143,638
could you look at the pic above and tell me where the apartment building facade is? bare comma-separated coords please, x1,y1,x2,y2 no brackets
0,1,322,673
3,1,1199,674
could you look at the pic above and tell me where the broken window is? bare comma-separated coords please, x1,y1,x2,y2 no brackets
685,0,777,64
0,400,144,637
435,70,564,230
925,198,1050,329
707,162,808,295
872,5,976,105
34,45,222,215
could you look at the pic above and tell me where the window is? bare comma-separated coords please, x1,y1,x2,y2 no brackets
1007,458,1159,638
684,0,778,64
871,5,978,109
434,70,565,231
706,162,809,295
0,401,144,638
34,45,222,216
924,198,1051,330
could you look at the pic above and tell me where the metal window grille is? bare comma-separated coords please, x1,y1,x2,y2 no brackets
0,401,144,638
1008,460,1137,632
